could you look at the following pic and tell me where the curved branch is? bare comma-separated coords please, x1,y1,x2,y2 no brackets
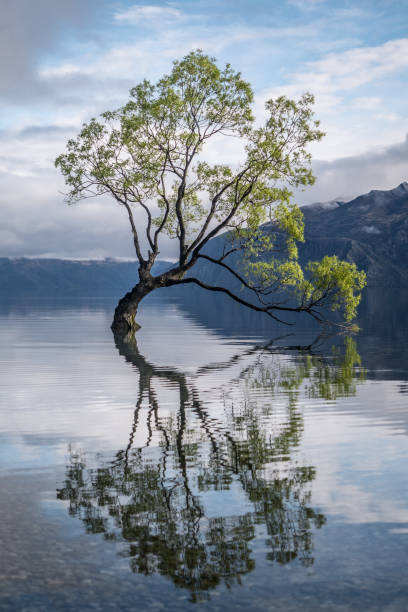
137,200,155,252
173,277,293,324
153,156,171,250
172,277,326,324
103,184,145,263
185,167,250,257
188,182,255,266
196,253,265,296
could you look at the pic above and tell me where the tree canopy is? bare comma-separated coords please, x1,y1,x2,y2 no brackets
55,50,366,332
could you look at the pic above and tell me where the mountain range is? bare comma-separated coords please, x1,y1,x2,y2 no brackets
0,182,407,298
188,182,408,291
297,181,408,287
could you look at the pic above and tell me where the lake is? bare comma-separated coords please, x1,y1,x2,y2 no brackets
0,288,407,611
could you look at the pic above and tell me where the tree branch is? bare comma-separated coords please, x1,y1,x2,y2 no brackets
171,275,327,325
172,277,293,324
104,185,144,263
185,167,251,258
196,253,264,296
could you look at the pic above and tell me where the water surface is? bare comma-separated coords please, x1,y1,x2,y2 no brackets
0,290,407,611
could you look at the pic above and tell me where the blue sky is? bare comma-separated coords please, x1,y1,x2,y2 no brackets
0,0,407,258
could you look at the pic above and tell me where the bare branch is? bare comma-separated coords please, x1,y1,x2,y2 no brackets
172,277,293,324
103,184,145,263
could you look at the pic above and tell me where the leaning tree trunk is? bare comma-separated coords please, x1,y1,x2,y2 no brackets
111,281,154,335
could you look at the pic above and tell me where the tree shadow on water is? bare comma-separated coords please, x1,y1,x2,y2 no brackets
57,331,365,603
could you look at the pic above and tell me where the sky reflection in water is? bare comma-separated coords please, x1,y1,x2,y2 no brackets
0,291,407,610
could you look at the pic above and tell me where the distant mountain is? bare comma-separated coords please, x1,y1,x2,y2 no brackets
0,258,171,298
197,182,408,289
0,183,407,298
297,182,408,287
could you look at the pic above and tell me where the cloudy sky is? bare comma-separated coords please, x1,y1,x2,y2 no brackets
0,0,407,259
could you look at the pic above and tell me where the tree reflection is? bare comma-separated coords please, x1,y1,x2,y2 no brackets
57,333,364,602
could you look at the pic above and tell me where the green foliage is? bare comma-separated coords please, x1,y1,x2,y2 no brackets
300,256,367,321
56,49,365,323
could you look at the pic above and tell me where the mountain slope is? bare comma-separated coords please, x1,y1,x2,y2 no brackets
297,182,408,287
199,182,408,289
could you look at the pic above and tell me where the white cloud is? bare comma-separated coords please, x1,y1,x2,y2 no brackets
255,37,408,160
297,134,408,205
262,38,408,108
0,124,179,260
114,4,182,24
351,96,381,110
308,38,408,91
40,63,83,79
287,0,326,9
38,21,320,87
374,111,400,121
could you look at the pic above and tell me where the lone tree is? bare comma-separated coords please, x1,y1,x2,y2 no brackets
56,50,365,334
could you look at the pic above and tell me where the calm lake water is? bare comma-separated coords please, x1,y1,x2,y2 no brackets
0,289,407,611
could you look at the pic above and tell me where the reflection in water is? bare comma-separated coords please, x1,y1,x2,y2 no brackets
57,334,364,602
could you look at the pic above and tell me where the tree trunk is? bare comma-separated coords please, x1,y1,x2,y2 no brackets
111,281,154,335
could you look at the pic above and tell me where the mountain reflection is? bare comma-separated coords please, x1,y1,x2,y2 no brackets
57,333,364,602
